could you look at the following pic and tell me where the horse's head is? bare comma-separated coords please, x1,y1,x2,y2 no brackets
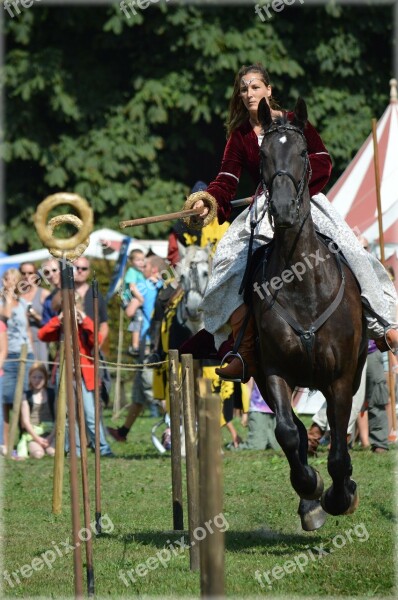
258,97,310,229
177,244,211,332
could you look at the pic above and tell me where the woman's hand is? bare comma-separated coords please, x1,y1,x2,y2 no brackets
27,307,41,322
193,199,209,219
76,310,86,324
37,436,49,448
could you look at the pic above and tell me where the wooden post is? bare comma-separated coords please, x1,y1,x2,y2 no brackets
69,287,95,597
198,378,225,598
372,118,397,435
181,354,200,571
52,342,66,514
113,306,125,416
169,349,184,531
7,343,28,458
92,278,102,534
61,264,84,599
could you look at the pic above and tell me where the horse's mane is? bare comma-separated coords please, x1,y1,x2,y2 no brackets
265,112,307,134
271,113,289,127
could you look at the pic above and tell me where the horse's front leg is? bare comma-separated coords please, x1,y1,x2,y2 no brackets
258,374,324,501
321,380,359,516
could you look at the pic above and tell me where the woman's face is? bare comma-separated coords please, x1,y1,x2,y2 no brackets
20,263,38,287
42,261,61,288
239,72,272,116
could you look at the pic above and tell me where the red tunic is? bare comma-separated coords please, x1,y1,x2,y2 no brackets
207,115,332,224
38,315,102,392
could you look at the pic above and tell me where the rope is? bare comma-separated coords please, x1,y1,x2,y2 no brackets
4,355,168,372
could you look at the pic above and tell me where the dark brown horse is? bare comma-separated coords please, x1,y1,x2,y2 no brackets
251,98,367,530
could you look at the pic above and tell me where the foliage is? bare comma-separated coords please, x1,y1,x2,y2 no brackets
2,3,393,250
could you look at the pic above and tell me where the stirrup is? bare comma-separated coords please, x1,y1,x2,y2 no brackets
216,350,247,383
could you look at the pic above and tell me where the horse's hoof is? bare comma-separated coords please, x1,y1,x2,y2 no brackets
298,499,327,531
321,480,359,516
299,469,324,501
343,483,359,515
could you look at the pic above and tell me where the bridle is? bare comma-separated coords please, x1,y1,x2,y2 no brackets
260,122,312,224
239,120,313,295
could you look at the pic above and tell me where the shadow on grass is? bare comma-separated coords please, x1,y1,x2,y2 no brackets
371,503,398,523
121,529,324,557
109,452,169,460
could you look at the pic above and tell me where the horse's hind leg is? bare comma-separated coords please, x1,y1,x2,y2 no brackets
321,380,359,516
260,375,324,502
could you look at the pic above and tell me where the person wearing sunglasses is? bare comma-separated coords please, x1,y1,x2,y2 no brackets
73,257,109,346
41,259,61,326
18,262,50,364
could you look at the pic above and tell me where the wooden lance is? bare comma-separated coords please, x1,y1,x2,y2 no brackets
119,196,251,229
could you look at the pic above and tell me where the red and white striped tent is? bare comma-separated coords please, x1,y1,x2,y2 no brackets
328,79,398,275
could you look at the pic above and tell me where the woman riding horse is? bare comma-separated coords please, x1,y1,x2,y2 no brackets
191,63,398,382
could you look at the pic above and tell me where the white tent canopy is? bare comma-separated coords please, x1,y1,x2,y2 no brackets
329,79,398,250
0,228,168,266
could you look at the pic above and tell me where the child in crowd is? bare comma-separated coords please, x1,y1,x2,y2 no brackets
123,249,146,356
239,378,280,450
17,363,56,459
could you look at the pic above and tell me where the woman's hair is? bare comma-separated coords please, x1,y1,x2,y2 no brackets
19,262,42,287
2,268,22,296
19,262,37,275
74,292,83,311
28,362,48,388
226,63,280,137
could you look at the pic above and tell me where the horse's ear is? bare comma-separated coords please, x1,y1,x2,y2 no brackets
293,97,308,129
177,240,186,261
258,97,272,130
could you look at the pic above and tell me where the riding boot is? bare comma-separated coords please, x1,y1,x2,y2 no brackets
215,304,256,383
307,423,324,456
375,327,398,355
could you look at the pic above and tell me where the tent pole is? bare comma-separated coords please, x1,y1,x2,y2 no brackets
371,118,397,437
371,119,385,264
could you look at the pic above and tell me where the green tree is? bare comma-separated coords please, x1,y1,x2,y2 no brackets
2,3,392,250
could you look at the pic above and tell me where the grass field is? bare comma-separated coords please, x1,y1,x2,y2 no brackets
1,407,397,599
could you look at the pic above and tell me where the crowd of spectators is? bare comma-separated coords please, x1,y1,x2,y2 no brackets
0,241,397,459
